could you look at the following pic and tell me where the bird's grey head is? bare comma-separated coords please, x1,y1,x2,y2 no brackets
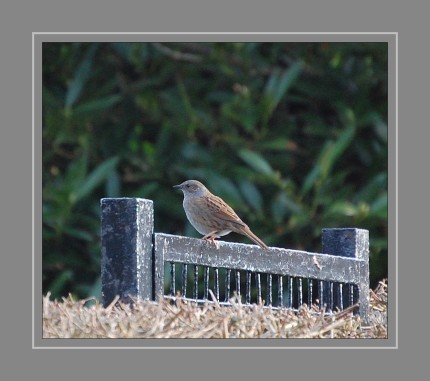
173,180,208,197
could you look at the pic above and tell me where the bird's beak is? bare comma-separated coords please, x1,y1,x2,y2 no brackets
173,184,182,190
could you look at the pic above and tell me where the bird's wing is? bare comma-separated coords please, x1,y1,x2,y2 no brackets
204,195,246,226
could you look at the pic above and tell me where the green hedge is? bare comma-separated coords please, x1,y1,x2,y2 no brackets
43,42,388,299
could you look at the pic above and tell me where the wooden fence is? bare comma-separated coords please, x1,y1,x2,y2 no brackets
101,198,370,322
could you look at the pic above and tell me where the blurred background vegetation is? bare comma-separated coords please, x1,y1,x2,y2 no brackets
42,42,388,300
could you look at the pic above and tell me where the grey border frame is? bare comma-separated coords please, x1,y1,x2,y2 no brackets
34,32,396,349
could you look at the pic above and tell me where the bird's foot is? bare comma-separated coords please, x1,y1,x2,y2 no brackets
202,232,220,249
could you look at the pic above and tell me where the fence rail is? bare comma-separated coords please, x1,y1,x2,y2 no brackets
101,198,369,322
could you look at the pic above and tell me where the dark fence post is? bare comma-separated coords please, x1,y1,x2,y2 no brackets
101,198,154,307
322,228,370,323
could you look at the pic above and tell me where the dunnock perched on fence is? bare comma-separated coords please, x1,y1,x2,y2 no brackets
173,180,268,249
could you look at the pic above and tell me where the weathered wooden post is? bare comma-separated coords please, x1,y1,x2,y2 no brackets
101,198,154,307
322,228,370,323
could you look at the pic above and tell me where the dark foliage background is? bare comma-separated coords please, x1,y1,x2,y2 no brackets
42,42,388,300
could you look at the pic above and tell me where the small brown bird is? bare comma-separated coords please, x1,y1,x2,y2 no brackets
173,180,268,249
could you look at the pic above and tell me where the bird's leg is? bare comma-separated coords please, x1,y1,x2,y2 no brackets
202,231,220,249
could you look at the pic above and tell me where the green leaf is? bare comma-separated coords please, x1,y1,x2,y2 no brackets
106,170,121,197
326,201,358,217
133,181,158,198
301,160,322,195
302,123,356,194
271,191,302,223
207,176,243,205
65,44,99,108
48,270,73,297
73,156,120,203
111,42,134,61
354,173,387,202
63,226,94,241
221,97,257,132
85,277,102,300
263,61,302,118
73,94,121,116
260,139,293,151
320,123,356,178
239,179,263,212
238,148,274,176
64,151,89,194
273,62,302,105
370,193,387,218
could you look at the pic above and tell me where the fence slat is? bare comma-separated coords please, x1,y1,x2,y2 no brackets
298,278,303,307
204,267,209,300
278,275,283,307
267,274,272,305
182,264,188,297
246,271,251,304
235,270,241,300
193,265,198,300
256,273,262,304
214,268,219,301
225,269,231,302
170,262,176,296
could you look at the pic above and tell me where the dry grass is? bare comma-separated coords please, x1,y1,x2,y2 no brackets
43,280,387,339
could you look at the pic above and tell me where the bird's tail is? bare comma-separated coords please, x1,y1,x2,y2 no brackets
243,226,269,250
